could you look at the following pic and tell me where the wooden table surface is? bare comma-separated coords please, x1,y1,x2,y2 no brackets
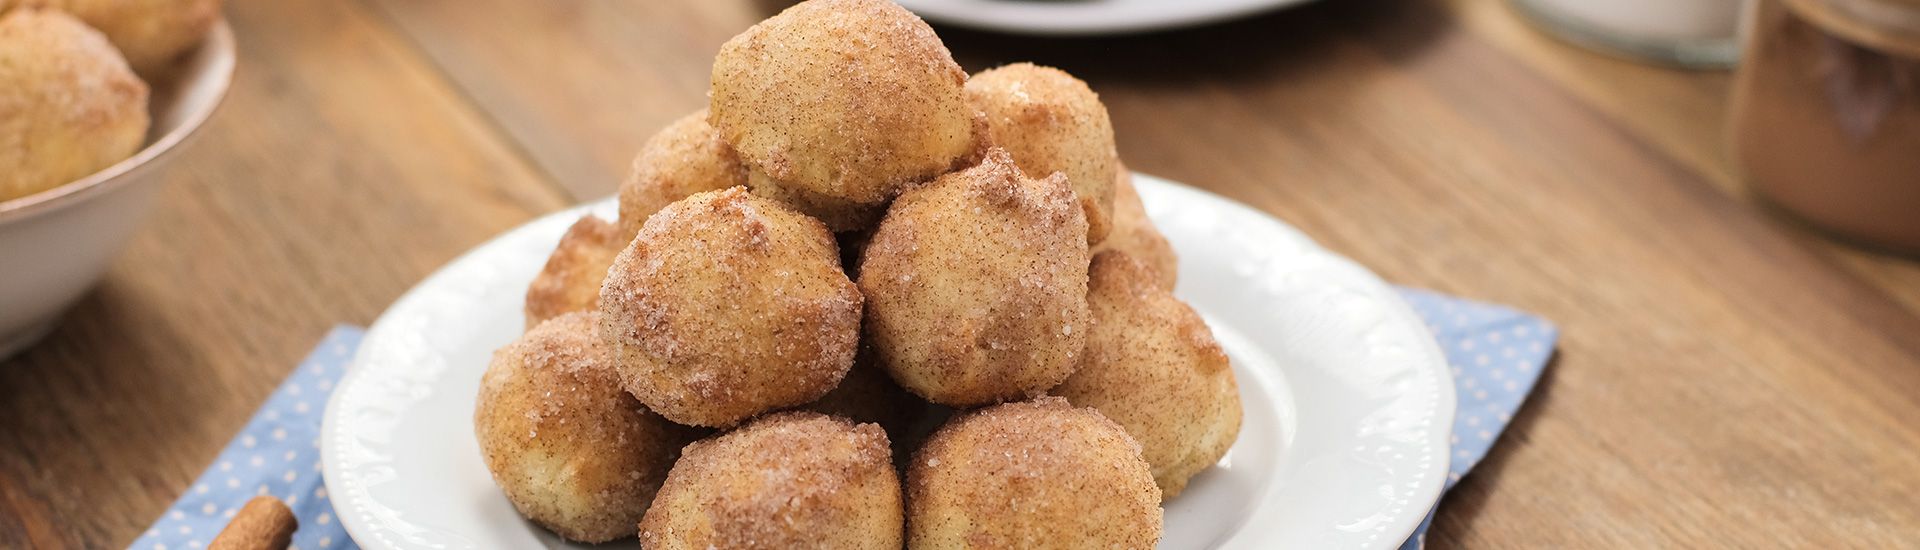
5,0,1920,547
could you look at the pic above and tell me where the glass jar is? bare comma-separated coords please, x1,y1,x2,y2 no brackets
1512,0,1749,68
1730,0,1920,251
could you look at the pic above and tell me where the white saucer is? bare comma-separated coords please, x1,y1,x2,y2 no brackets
894,0,1322,36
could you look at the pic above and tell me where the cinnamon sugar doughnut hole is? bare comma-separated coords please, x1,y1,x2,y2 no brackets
1054,251,1241,497
640,412,903,550
11,0,221,75
473,312,700,543
523,215,623,328
858,149,1090,407
1091,165,1178,290
709,0,975,231
598,187,862,427
0,9,149,202
908,397,1162,549
966,63,1118,244
615,109,747,239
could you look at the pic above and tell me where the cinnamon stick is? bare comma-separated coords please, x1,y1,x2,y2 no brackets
207,496,297,550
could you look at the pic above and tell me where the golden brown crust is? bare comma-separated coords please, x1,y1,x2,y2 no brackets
1091,166,1178,290
11,0,221,76
524,215,624,329
745,168,889,233
1053,252,1240,497
473,312,702,543
966,63,1118,244
710,0,975,231
0,8,150,202
640,412,903,550
616,110,748,239
858,149,1091,406
599,187,863,427
908,397,1162,549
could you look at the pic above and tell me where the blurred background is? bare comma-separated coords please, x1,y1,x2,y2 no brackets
4,0,1920,547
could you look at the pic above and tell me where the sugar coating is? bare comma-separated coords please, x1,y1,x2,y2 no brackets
908,397,1162,549
599,187,863,427
967,63,1118,244
1090,165,1178,290
710,0,976,231
524,215,625,329
0,8,149,202
473,312,703,543
616,109,748,239
1053,252,1241,497
17,0,222,75
488,2,1220,544
858,148,1091,406
641,412,903,550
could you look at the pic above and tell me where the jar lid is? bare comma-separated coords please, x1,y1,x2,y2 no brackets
1786,0,1920,58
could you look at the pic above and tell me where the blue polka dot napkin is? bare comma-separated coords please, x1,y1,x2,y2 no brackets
131,289,1555,550
1395,288,1558,550
130,326,362,550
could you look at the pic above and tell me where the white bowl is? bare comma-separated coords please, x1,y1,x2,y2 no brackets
0,21,235,360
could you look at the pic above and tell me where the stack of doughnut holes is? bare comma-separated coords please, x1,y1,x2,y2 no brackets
480,0,1243,547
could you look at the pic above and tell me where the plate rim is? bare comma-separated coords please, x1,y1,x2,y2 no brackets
1137,175,1455,547
893,0,1322,36
320,173,1456,549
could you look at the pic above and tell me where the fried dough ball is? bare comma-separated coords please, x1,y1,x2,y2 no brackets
908,397,1161,549
8,0,222,76
640,412,903,550
0,9,149,202
1091,165,1178,290
599,187,862,427
802,347,925,438
1054,252,1241,497
473,312,701,543
858,149,1090,406
966,63,1118,245
710,0,975,231
524,215,623,329
615,109,747,239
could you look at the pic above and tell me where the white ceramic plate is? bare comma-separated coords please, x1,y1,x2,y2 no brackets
893,0,1320,36
320,174,1455,550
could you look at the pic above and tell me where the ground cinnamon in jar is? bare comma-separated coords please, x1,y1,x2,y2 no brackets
1730,0,1920,250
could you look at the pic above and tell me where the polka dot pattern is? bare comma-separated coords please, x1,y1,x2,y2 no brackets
135,293,1553,549
132,327,363,550
1395,288,1558,549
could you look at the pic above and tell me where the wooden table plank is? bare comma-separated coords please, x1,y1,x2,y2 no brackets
1445,0,1920,328
8,0,1920,547
1311,8,1920,546
0,0,567,546
1443,0,1737,190
367,0,766,199
369,0,1920,546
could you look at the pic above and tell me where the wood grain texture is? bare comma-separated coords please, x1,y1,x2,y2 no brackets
1445,0,1920,338
366,0,766,198
4,0,1919,547
0,0,566,547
